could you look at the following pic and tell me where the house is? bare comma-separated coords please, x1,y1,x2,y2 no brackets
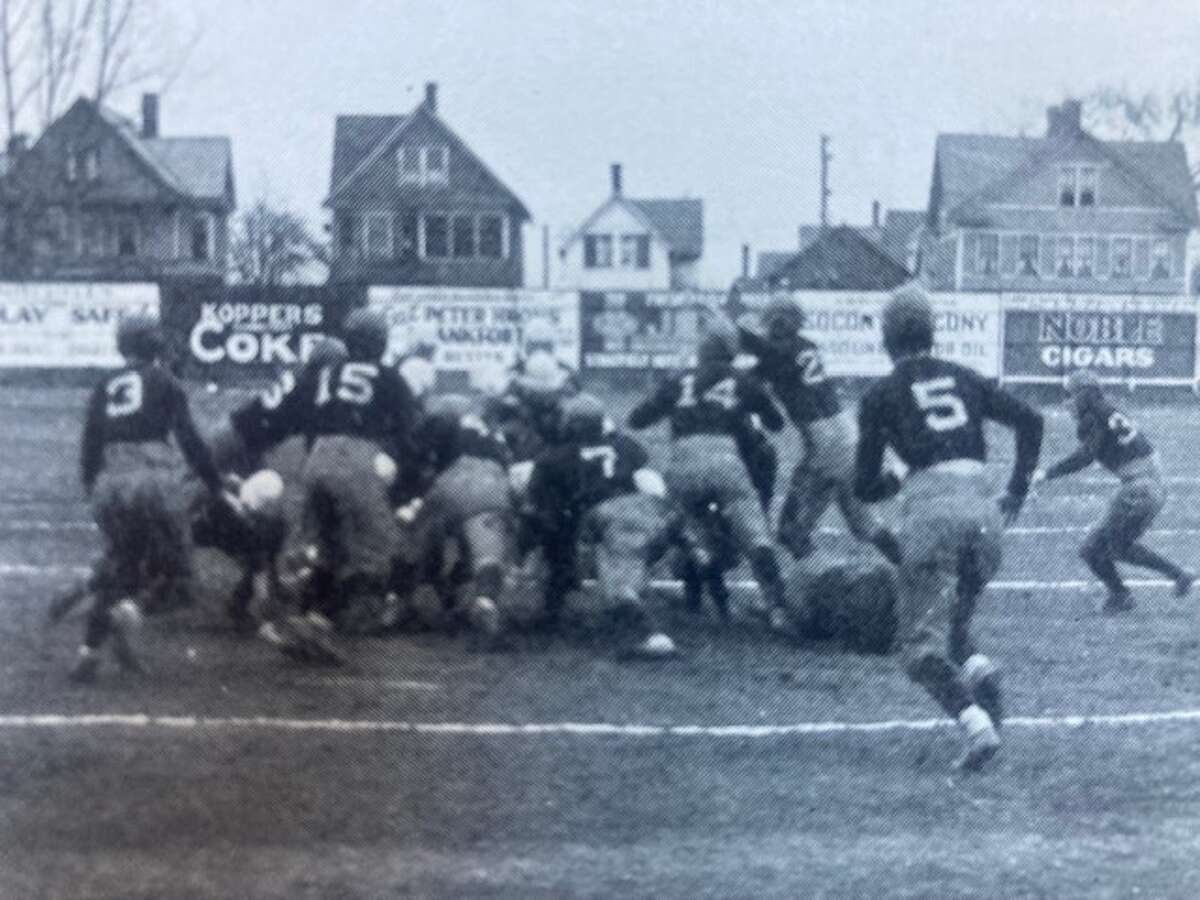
325,83,530,287
0,93,234,281
742,225,910,293
557,165,703,290
756,203,925,283
923,100,1198,294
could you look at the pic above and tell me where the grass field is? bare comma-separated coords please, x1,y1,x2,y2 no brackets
4,384,1200,898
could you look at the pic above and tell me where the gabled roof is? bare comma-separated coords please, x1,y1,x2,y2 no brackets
934,130,1198,227
324,104,529,218
756,251,793,278
627,198,703,259
562,194,704,260
759,226,911,291
758,209,925,278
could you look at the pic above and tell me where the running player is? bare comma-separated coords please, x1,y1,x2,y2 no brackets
72,313,227,682
855,287,1044,771
629,318,791,630
740,296,900,565
1032,370,1193,613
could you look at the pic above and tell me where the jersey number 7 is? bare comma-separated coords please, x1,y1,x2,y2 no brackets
911,377,969,432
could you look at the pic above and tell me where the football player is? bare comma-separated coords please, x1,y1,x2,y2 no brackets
527,393,675,655
628,317,791,629
855,287,1044,771
740,296,900,565
402,393,516,641
276,308,420,660
1032,370,1193,613
72,313,227,682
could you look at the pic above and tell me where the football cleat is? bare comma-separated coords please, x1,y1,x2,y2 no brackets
1174,571,1195,599
961,654,1004,729
1101,589,1135,615
628,632,677,659
955,705,1000,772
109,599,146,674
278,613,344,666
469,597,501,639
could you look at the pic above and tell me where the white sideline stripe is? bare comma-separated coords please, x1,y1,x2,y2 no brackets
0,562,1177,592
12,519,1200,539
1,708,1200,736
294,677,442,692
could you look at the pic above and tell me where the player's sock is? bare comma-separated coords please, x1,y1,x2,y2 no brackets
474,561,504,605
748,546,786,611
1081,546,1126,596
1118,543,1183,580
956,703,1000,772
909,654,972,718
870,527,903,566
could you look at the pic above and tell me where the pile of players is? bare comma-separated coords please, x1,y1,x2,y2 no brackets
63,287,1194,771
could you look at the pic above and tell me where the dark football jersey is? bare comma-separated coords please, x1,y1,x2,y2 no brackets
739,325,842,424
80,363,220,491
1046,400,1154,479
855,355,1043,502
229,368,303,458
529,431,651,526
299,360,419,453
627,363,784,440
415,409,511,478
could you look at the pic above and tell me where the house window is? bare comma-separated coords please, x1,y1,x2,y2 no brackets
422,146,449,185
116,218,137,257
977,233,999,275
452,215,475,258
1076,237,1095,277
81,213,105,257
1019,234,1039,276
1055,236,1074,277
46,207,68,245
1111,237,1132,278
1078,167,1097,206
191,213,213,262
339,214,358,251
423,213,449,258
65,147,77,183
84,147,99,181
584,234,613,268
397,147,421,184
479,215,504,258
1058,167,1077,207
620,234,651,269
398,213,419,257
364,212,393,259
1151,239,1171,279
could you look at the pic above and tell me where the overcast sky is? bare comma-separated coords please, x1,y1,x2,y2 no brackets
151,0,1200,286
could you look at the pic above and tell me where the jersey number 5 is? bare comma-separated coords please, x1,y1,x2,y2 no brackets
105,371,143,418
316,363,377,406
911,377,969,432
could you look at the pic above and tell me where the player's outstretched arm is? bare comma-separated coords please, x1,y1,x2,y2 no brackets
982,382,1044,521
1042,414,1101,481
742,376,785,433
79,383,107,496
628,378,679,430
170,386,222,493
853,392,901,503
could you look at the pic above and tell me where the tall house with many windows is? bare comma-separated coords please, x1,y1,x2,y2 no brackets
0,94,234,281
557,164,703,290
922,100,1198,295
325,83,529,286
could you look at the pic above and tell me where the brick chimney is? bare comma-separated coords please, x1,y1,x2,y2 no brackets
424,82,438,114
871,200,881,229
610,163,622,197
141,93,159,139
741,243,750,278
1047,99,1082,138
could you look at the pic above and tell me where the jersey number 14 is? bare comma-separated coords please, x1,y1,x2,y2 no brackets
911,377,969,432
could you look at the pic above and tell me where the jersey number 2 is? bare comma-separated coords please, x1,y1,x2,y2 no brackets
105,371,143,418
911,377,969,432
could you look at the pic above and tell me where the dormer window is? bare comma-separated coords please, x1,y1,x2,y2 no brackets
1058,165,1098,207
84,147,99,181
1058,167,1076,207
65,146,77,182
397,144,449,185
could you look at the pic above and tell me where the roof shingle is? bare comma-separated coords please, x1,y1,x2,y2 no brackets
628,198,703,259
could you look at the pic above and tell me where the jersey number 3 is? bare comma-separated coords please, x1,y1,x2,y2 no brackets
105,371,143,418
911,377,969,432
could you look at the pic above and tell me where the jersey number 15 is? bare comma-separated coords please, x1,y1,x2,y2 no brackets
315,363,377,407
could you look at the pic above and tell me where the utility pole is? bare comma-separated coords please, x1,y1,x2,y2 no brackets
819,135,832,230
819,134,832,230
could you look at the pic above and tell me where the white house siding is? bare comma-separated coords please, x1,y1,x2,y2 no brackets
557,202,672,291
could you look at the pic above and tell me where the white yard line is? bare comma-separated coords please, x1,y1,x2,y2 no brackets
0,708,1199,736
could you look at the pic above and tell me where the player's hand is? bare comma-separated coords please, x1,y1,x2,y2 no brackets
1030,469,1047,489
221,489,248,520
395,498,424,524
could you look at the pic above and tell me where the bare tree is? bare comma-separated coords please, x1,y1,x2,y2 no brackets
1082,81,1200,185
230,200,328,287
38,0,97,129
0,0,40,137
